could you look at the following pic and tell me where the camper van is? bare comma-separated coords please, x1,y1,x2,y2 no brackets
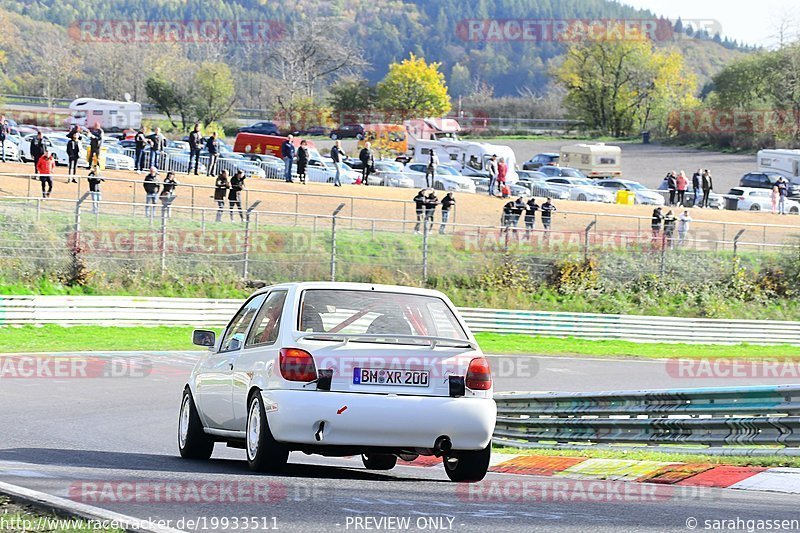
757,149,800,179
357,123,408,157
413,139,519,183
67,98,142,131
404,118,461,142
559,143,622,178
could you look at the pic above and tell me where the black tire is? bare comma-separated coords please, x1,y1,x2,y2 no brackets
178,389,214,460
330,133,338,140
356,134,365,141
791,206,799,215
246,391,289,473
362,453,397,470
750,204,760,211
443,444,491,482
577,193,587,202
434,181,444,190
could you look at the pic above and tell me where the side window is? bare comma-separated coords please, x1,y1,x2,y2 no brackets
246,291,288,347
427,301,463,338
219,294,266,352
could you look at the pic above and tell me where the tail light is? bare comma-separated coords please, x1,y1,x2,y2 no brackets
465,357,492,391
279,348,317,382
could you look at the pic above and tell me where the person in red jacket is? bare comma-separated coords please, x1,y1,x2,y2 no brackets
497,157,508,192
675,170,688,206
36,151,56,198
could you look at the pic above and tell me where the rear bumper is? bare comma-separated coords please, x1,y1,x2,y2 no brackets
262,390,496,451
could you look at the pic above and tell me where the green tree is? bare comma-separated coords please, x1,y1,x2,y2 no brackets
376,53,451,120
328,76,377,122
449,63,472,99
192,62,237,127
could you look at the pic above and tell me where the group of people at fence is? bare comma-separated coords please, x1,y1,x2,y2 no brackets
651,207,692,247
500,196,557,234
663,169,713,208
412,189,456,235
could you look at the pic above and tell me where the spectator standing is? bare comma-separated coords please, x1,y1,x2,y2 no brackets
487,154,498,196
214,170,229,222
30,131,46,175
359,142,374,185
143,167,160,217
281,135,295,182
36,151,55,198
205,132,220,176
296,140,309,185
691,169,701,206
524,197,539,237
650,207,663,238
540,197,557,230
148,127,167,170
413,189,426,234
229,170,246,221
87,170,103,214
160,171,178,218
439,192,455,234
701,169,713,208
676,171,688,206
425,150,438,188
66,134,80,182
678,210,692,246
663,210,677,247
497,158,508,191
501,199,516,233
88,123,104,170
777,177,788,215
0,116,7,163
330,141,345,187
772,181,780,214
134,128,148,172
188,123,203,175
424,190,438,233
666,171,677,206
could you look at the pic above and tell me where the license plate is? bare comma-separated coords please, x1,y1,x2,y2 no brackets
353,368,429,387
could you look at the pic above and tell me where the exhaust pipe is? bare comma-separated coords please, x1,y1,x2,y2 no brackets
433,436,452,456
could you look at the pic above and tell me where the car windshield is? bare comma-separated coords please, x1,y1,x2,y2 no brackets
298,289,468,343
626,182,647,190
561,169,586,178
437,165,459,176
572,178,593,186
376,162,403,172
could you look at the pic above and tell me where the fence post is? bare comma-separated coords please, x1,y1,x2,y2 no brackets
294,194,299,227
132,185,137,217
73,192,91,253
191,186,196,220
201,209,206,236
422,214,429,283
242,201,262,280
733,229,746,258
350,197,354,229
584,220,597,261
160,202,168,276
330,203,346,282
660,230,667,277
36,198,41,222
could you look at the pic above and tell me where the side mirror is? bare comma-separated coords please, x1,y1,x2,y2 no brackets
192,330,216,347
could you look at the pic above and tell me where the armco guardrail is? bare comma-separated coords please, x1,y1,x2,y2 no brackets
1,297,800,346
493,385,800,453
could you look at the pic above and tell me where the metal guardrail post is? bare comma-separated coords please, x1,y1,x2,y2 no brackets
584,221,597,261
350,197,354,229
242,201,262,280
294,194,299,227
733,229,746,257
191,186,195,220
73,192,91,251
330,203,345,282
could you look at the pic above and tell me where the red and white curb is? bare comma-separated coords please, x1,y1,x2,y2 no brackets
402,454,800,494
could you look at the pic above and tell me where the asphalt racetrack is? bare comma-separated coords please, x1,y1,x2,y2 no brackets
0,351,797,532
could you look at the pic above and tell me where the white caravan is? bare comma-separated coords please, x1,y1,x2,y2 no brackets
559,143,622,178
67,97,142,131
412,139,519,183
404,118,461,142
756,149,800,179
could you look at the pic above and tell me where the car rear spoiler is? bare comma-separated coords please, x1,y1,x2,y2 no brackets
295,332,478,350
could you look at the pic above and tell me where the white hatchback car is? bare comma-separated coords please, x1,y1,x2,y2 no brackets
179,282,497,482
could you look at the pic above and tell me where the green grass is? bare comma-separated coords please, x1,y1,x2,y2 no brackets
493,446,800,468
2,326,798,359
0,496,123,532
475,333,800,359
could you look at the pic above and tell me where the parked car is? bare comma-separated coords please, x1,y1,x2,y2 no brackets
330,124,365,140
103,145,135,171
545,177,615,202
201,150,266,179
596,179,665,206
180,282,497,480
537,165,588,179
405,163,476,193
321,159,360,185
739,171,800,198
292,126,330,137
727,187,800,214
0,139,20,162
522,152,559,170
238,121,280,136
367,161,414,188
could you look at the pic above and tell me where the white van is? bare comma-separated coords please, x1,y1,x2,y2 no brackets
413,139,519,183
756,149,800,179
68,98,142,131
559,143,622,178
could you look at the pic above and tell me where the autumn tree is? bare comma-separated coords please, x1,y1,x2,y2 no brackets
192,62,236,126
376,53,451,120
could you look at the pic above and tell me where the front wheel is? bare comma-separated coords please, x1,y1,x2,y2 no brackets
178,389,214,459
330,133,338,140
362,453,397,470
443,444,491,482
577,193,587,202
434,181,445,190
246,392,289,473
750,204,760,211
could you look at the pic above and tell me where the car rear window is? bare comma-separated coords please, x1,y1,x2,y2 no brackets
298,289,467,340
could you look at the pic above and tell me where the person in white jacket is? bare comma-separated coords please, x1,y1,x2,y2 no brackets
677,210,692,246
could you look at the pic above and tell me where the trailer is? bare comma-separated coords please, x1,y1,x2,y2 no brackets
559,143,622,178
67,97,142,132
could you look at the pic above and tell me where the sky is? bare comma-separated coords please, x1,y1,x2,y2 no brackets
618,0,800,48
